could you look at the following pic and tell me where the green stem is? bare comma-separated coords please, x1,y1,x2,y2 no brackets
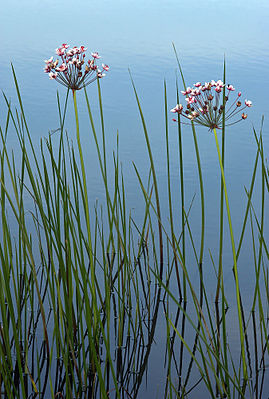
164,80,182,298
213,127,247,380
176,80,186,301
72,90,97,329
130,77,164,281
173,46,204,269
215,62,226,304
192,127,205,268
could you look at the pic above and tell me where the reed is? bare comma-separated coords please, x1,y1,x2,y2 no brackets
0,57,268,399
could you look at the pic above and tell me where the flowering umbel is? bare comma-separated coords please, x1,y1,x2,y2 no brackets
171,80,252,130
44,44,109,91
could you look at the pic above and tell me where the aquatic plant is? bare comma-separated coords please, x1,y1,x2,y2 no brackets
169,66,258,393
170,80,252,130
45,45,110,358
44,43,109,91
0,55,268,399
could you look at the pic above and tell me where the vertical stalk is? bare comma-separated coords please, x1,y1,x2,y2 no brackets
172,49,205,393
215,61,226,304
191,125,205,268
213,127,247,380
130,77,164,281
72,90,97,329
164,80,182,298
215,60,227,396
175,80,187,394
176,80,186,301
173,43,205,268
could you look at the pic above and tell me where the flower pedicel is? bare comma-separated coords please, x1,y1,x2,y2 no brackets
171,80,252,130
44,44,109,91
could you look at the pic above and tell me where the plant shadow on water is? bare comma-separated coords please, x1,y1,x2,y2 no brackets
0,47,268,398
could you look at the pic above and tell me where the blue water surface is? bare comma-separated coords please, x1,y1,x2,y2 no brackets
1,0,269,397
2,0,268,275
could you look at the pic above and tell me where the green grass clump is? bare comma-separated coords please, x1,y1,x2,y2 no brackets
0,59,268,399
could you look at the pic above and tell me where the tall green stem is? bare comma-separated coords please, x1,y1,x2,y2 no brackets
213,127,247,380
72,90,97,328
164,80,182,298
173,43,205,269
176,81,186,301
215,60,226,304
191,126,205,268
131,77,164,281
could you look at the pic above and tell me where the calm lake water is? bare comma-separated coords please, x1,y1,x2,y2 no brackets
1,0,269,397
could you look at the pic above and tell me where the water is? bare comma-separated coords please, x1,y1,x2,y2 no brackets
1,0,269,203
1,0,269,397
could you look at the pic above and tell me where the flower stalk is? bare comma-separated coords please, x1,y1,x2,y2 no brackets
213,127,248,381
44,43,109,338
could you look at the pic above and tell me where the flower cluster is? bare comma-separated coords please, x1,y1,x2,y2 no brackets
44,44,109,91
171,80,252,130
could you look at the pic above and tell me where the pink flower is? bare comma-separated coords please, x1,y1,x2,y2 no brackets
66,49,74,57
191,88,200,96
56,63,67,72
44,66,51,73
203,82,211,90
56,47,65,56
227,84,235,91
88,60,97,70
44,56,53,64
72,46,80,54
215,86,222,93
91,52,100,59
49,72,58,79
170,104,183,113
102,63,109,71
181,87,192,96
245,100,252,107
194,82,201,87
70,57,78,65
186,96,195,104
216,80,224,88
62,43,69,49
